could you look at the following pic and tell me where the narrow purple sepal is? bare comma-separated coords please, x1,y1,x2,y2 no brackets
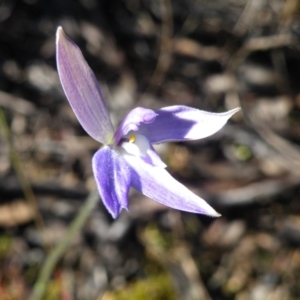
92,146,131,218
56,27,114,144
137,106,240,144
114,107,158,144
123,154,220,217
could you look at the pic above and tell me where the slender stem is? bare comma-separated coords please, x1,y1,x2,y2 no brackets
28,189,99,300
0,107,46,237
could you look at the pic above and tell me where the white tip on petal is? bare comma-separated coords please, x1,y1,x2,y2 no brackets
137,106,241,144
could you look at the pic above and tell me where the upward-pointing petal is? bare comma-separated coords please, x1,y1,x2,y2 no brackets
56,27,114,143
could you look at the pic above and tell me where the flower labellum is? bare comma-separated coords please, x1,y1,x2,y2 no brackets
56,26,240,219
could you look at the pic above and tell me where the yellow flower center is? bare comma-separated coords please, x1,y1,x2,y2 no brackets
128,134,136,143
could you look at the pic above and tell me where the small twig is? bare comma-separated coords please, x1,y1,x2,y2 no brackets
140,224,213,300
225,31,300,176
232,0,262,36
173,245,213,300
211,175,300,207
28,189,99,300
173,38,224,62
247,115,300,175
0,91,36,115
145,0,173,93
228,34,294,72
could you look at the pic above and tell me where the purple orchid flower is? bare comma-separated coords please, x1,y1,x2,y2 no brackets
56,27,239,219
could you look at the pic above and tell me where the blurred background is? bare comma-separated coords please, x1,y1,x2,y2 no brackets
1,0,300,299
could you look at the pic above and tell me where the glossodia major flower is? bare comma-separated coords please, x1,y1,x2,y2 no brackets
56,26,240,219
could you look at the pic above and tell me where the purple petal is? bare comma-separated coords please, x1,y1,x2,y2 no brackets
56,27,114,143
114,107,158,144
123,154,220,217
137,106,240,144
92,146,131,218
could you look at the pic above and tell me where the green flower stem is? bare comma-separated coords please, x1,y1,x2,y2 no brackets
28,189,99,300
0,106,46,238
